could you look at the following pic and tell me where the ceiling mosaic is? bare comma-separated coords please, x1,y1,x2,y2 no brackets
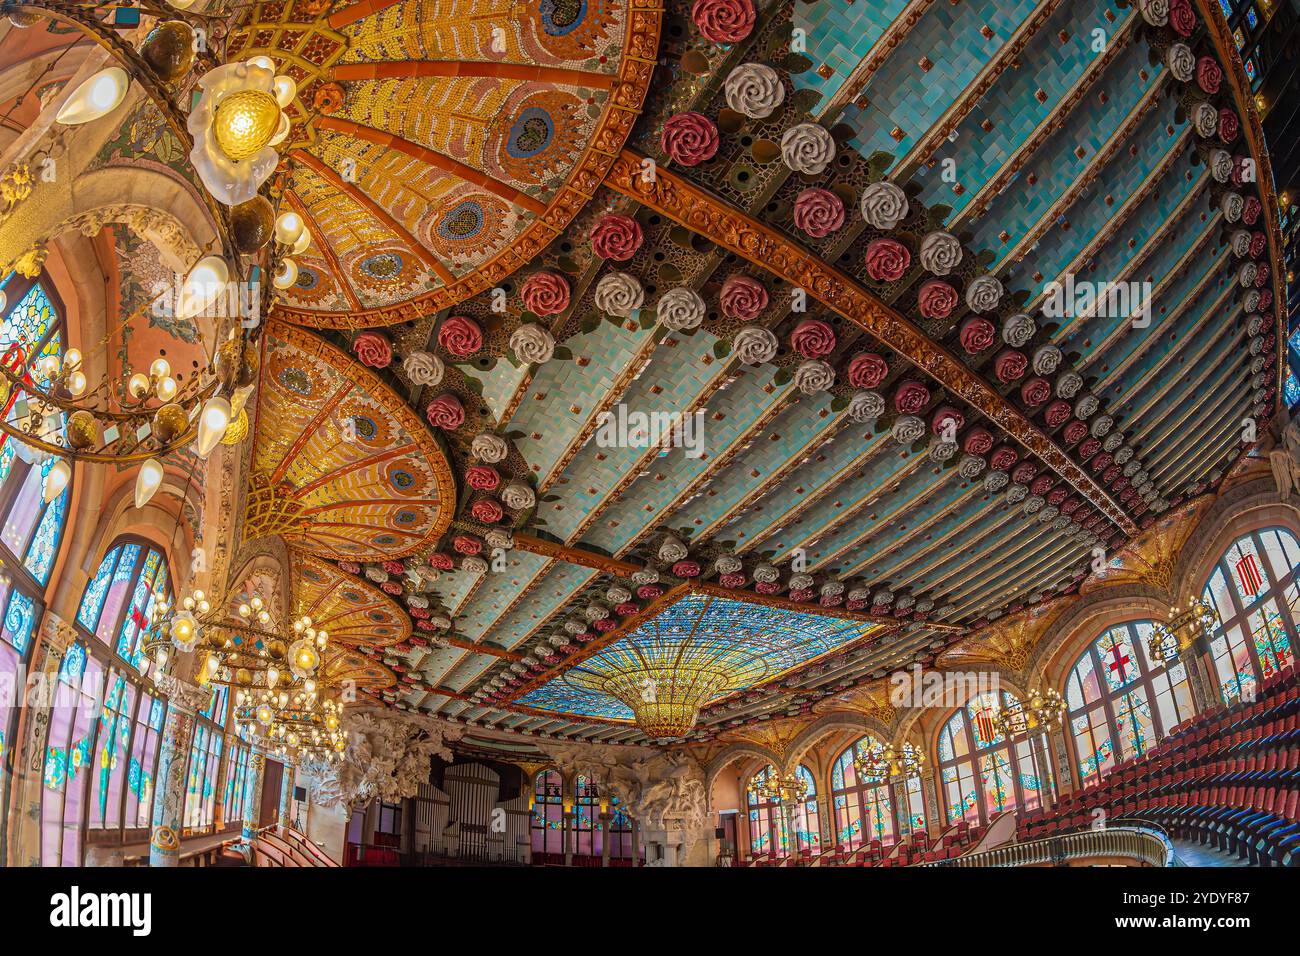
41,0,1281,747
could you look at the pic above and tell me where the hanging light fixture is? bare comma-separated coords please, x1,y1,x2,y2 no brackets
42,459,71,502
196,397,232,457
56,67,128,125
1148,599,1217,665
134,458,164,508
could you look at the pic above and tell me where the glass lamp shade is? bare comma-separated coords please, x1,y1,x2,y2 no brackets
196,397,232,458
134,458,164,508
56,68,128,125
213,89,281,162
273,258,299,290
178,256,229,319
274,211,305,246
43,460,71,503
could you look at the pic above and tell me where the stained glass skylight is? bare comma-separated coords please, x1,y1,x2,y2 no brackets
515,593,881,727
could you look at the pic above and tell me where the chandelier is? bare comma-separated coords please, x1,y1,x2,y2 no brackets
235,692,348,763
991,688,1066,738
595,665,732,740
853,741,925,780
1148,598,1217,665
0,3,313,502
749,770,808,804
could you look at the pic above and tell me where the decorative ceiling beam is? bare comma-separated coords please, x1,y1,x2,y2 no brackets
512,533,644,577
1192,0,1289,408
604,149,1139,536
811,0,938,120
332,60,618,90
289,149,455,283
282,189,364,311
326,0,404,29
315,116,548,215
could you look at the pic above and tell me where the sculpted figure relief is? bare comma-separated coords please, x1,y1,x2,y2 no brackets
1269,409,1300,501
303,711,462,813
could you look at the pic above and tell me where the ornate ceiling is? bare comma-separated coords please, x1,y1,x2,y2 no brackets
23,0,1285,748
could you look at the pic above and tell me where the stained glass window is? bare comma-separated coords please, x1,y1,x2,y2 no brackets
1066,621,1195,786
222,737,251,826
574,774,601,857
1202,527,1299,703
182,721,223,830
74,540,171,673
745,764,819,858
530,769,564,856
938,691,1048,825
41,642,102,865
831,736,895,850
0,277,70,589
88,671,136,831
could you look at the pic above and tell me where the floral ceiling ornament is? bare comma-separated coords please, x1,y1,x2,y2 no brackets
657,287,707,331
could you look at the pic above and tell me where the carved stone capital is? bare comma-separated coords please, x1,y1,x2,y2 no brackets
153,674,210,714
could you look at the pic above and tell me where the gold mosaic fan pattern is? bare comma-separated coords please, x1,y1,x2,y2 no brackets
245,320,456,561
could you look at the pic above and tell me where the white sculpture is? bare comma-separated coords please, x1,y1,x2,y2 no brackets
1269,409,1300,501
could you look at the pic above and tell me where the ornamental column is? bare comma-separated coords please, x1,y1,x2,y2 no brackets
1030,734,1056,811
149,676,209,867
278,762,296,834
630,818,640,867
890,777,912,842
599,811,611,867
562,805,574,865
921,770,942,837
242,751,266,842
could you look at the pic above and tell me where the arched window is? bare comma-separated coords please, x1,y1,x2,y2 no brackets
607,796,634,862
1065,620,1194,787
77,540,171,673
745,764,820,858
574,773,600,857
0,273,72,816
0,274,72,593
41,641,103,865
1201,527,1299,702
41,538,174,860
531,769,563,856
831,736,895,849
938,691,1047,825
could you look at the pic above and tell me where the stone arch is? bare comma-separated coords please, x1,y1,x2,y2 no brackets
1171,480,1300,603
1028,584,1172,694
704,742,782,795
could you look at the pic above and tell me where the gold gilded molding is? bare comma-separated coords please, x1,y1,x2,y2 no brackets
604,150,1139,536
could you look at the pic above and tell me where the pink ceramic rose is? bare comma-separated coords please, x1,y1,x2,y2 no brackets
353,331,392,369
691,0,756,43
437,316,482,357
864,238,910,282
590,214,644,261
993,349,1028,383
425,394,465,430
846,352,888,388
894,379,931,415
792,188,845,238
719,274,768,320
790,318,836,359
661,112,719,166
470,499,504,523
522,270,571,315
465,465,500,491
918,279,958,319
958,316,996,354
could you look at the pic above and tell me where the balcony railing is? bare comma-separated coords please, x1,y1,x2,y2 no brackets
919,826,1174,868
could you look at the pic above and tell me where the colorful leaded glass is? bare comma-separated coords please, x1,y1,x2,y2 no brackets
516,593,880,721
